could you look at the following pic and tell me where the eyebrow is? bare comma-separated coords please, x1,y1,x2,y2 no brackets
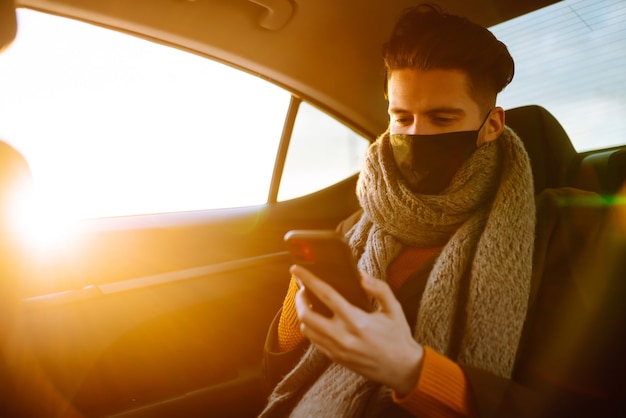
388,107,466,116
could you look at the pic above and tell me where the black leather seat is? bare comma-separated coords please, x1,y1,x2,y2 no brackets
502,106,626,416
505,105,579,194
507,104,626,196
577,148,626,195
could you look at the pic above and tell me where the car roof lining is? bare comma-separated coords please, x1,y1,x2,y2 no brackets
16,0,561,137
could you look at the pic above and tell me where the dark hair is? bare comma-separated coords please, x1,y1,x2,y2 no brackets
382,4,514,109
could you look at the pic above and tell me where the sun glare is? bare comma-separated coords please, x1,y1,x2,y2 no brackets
0,9,290,222
8,183,78,250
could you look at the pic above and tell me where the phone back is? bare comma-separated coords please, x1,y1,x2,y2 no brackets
284,230,371,316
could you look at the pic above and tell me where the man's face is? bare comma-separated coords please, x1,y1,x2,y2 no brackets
387,68,485,138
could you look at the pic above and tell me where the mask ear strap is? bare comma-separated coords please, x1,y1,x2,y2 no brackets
478,109,493,131
475,109,495,148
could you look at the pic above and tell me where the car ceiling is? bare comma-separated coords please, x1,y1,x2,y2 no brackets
17,0,560,137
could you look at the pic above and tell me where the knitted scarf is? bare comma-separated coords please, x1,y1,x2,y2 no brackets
259,127,535,418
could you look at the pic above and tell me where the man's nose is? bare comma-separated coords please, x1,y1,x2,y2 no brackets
406,119,427,135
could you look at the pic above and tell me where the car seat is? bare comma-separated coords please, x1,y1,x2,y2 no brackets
505,104,579,194
577,148,626,196
0,140,32,298
503,106,626,416
506,104,626,197
0,140,34,416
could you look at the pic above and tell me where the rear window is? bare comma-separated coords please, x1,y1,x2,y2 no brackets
490,0,626,152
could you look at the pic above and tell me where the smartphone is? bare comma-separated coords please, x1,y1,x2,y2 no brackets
284,230,371,317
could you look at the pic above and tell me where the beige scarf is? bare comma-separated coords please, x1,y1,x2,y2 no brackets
260,127,535,417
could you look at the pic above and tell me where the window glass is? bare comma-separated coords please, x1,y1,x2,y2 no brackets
278,101,369,201
490,0,626,152
0,9,290,219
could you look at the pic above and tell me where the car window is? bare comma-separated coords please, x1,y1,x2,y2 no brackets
0,9,290,219
278,101,369,202
490,0,626,152
0,9,369,224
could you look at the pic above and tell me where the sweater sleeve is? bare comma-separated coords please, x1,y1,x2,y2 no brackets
262,307,310,394
277,275,305,352
392,346,478,417
263,275,308,392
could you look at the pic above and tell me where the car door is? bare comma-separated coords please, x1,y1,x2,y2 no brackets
21,176,362,418
1,9,370,417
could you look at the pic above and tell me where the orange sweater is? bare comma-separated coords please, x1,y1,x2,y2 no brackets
277,246,477,417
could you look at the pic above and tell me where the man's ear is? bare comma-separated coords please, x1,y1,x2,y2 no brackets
480,106,505,145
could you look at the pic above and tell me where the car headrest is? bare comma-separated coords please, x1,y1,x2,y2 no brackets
605,149,626,193
0,0,17,53
577,148,626,195
0,141,32,230
505,105,578,194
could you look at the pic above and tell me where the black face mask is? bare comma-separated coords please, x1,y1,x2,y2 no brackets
389,111,491,195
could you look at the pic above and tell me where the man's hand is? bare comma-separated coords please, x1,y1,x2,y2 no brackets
292,264,424,395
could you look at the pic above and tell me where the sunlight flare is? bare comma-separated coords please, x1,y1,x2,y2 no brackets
8,184,78,250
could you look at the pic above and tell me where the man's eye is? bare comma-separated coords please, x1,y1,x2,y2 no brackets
394,117,412,125
433,117,454,124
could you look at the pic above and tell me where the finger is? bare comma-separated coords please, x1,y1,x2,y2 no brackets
360,272,404,317
293,299,357,363
291,264,355,318
294,285,313,318
294,284,336,333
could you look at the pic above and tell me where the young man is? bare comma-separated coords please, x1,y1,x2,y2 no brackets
259,5,571,417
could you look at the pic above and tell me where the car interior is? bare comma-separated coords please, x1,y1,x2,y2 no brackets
1,0,625,417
